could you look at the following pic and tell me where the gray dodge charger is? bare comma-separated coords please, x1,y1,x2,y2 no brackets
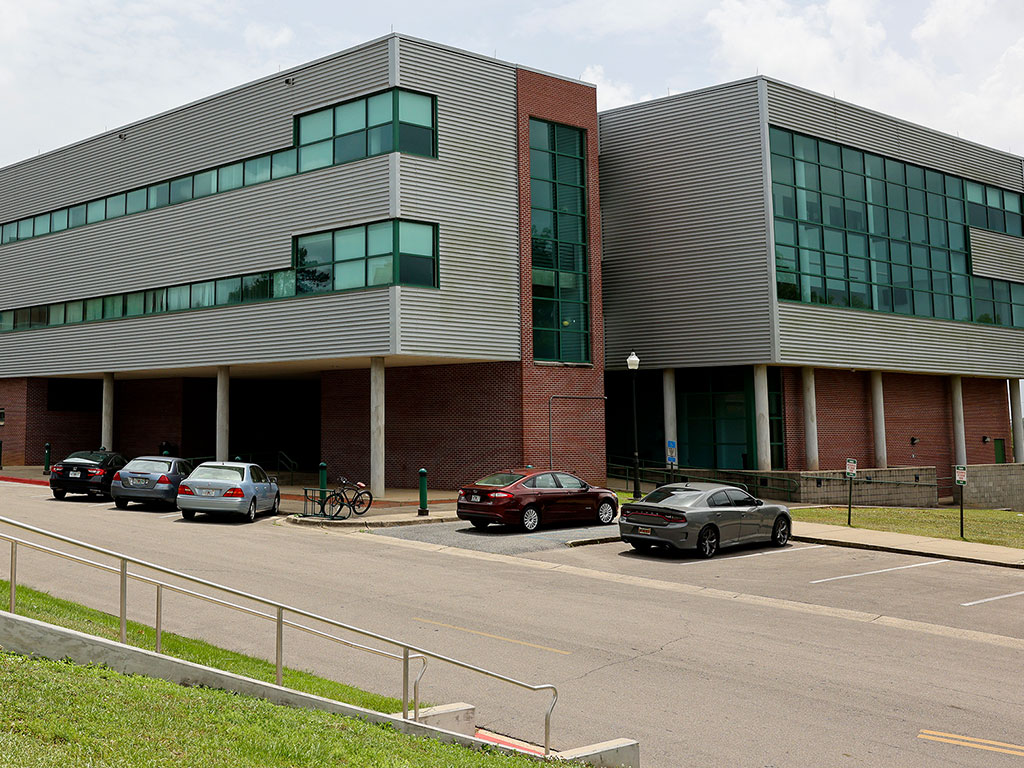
618,482,792,558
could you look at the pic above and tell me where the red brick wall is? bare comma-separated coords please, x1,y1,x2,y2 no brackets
25,379,101,464
0,377,29,465
962,377,1010,464
882,372,953,470
516,69,606,484
114,378,184,459
320,363,525,489
782,367,804,469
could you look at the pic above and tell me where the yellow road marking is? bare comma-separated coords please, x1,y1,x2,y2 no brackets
413,617,571,655
918,730,1024,757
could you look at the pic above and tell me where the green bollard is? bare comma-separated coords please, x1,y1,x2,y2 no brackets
319,462,327,503
417,468,428,516
43,443,51,475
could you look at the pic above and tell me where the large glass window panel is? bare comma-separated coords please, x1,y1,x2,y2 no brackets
216,277,242,305
532,209,554,238
925,169,944,194
531,149,554,180
818,141,840,168
887,183,907,211
826,279,848,306
273,270,296,298
244,155,271,186
775,245,797,271
864,153,884,178
367,124,393,155
398,91,432,127
770,155,794,185
933,294,952,319
1007,213,1023,238
555,124,583,157
167,285,190,311
367,254,393,285
105,195,126,219
890,241,909,264
823,228,843,253
33,213,50,235
145,288,166,314
125,292,144,316
928,218,948,246
798,223,822,249
299,109,332,144
399,221,433,256
845,200,867,231
794,188,818,221
334,227,366,260
556,155,583,185
533,298,558,328
1,223,16,243
296,232,333,266
799,248,823,275
83,200,105,225
399,123,433,156
945,175,963,197
913,291,932,316
844,172,865,200
967,202,987,228
103,295,123,319
126,189,147,214
533,329,558,360
532,239,555,268
532,179,555,210
335,101,366,134
907,188,926,215
0,311,11,332
986,186,1002,208
65,301,83,323
850,282,870,308
559,301,587,332
965,181,985,204
952,274,970,295
299,140,333,171
909,214,928,243
892,265,911,288
988,208,1005,232
169,176,193,204
147,183,169,209
529,119,552,150
905,165,925,189
794,160,818,189
47,303,64,325
847,233,867,258
69,204,87,228
868,205,888,235
334,260,365,290
866,178,886,205
807,275,826,303
822,196,844,227
560,332,589,363
974,300,994,323
793,135,817,161
875,286,893,312
884,159,905,184
558,243,585,272
1004,191,1022,214
193,170,217,197
399,254,434,286
557,213,584,243
927,192,945,218
334,132,366,164
51,210,69,232
777,272,799,300
848,256,868,281
367,222,393,255
271,149,297,179
17,219,33,239
219,163,243,191
241,273,271,302
191,282,215,308
910,245,929,267
825,253,845,278
558,271,586,302
367,92,393,126
842,147,864,173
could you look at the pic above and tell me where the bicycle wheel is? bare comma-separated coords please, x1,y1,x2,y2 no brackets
322,493,351,520
351,490,373,515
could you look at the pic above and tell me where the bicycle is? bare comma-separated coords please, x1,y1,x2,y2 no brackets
321,475,373,519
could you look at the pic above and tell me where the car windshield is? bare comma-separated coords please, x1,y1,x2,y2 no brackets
190,465,245,482
65,451,106,463
641,488,705,506
125,459,172,473
474,473,525,487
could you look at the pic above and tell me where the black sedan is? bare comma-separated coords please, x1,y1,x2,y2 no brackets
50,450,128,500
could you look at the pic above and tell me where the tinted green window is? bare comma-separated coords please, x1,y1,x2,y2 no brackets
65,301,83,323
299,110,332,144
273,270,296,298
367,125,393,155
271,149,297,179
69,205,87,228
51,210,69,232
335,133,366,164
335,101,366,134
216,277,241,305
85,200,105,224
191,282,215,308
106,194,126,219
367,93,393,125
148,183,169,209
219,163,243,191
398,91,432,127
193,170,217,198
334,227,365,260
125,292,144,316
47,303,65,325
296,232,333,266
17,219,33,239
167,286,190,311
85,298,103,321
299,140,332,171
244,155,271,186
34,213,51,235
242,273,271,302
169,177,192,204
399,123,433,156
126,189,147,214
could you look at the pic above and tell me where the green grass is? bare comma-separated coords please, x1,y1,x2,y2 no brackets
0,653,540,768
0,579,402,713
791,506,1024,549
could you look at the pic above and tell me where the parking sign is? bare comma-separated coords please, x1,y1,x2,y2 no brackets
955,465,967,486
845,458,857,478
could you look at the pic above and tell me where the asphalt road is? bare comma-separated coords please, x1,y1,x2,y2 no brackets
2,483,1023,768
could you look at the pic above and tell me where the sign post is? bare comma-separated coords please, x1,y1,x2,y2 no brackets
845,459,857,526
955,465,967,538
666,440,677,483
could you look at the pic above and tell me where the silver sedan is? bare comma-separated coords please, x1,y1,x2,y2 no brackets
618,482,792,558
176,462,280,522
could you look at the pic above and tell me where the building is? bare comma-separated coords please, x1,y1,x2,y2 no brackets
0,35,606,492
600,76,1024,475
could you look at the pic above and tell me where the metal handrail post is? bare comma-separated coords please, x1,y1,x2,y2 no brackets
402,647,410,719
543,685,558,756
276,606,284,686
155,584,163,653
9,541,16,613
119,558,127,644
413,656,426,721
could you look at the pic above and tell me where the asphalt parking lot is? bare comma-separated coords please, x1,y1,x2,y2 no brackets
369,519,617,555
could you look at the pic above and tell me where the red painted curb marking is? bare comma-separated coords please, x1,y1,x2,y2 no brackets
0,476,49,487
474,731,545,755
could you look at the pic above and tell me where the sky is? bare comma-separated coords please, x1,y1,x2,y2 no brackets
1,0,1023,169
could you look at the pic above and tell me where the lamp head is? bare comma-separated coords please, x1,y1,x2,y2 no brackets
909,436,919,445
626,351,640,371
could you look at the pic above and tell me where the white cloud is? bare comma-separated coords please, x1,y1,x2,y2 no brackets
581,65,660,111
244,22,295,50
518,0,712,39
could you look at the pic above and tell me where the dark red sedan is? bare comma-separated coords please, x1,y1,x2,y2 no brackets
457,469,618,531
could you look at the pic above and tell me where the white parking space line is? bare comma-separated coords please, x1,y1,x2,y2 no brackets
961,590,1024,607
159,512,179,519
722,544,826,560
810,559,948,584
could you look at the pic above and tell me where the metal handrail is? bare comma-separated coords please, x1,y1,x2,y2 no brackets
0,516,557,754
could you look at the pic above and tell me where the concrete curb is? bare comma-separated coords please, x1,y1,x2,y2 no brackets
0,475,49,487
565,535,621,548
791,534,1024,570
284,513,461,528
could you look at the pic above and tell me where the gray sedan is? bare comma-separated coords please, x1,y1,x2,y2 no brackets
111,456,193,509
176,462,280,522
618,482,792,558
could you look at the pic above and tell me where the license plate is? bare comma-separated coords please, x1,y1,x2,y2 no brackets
637,526,652,535
69,470,81,478
470,495,480,503
130,477,148,486
200,489,217,497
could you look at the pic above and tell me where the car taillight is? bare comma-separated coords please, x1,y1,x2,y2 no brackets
86,468,105,477
157,475,171,484
113,471,121,482
490,491,513,499
223,488,245,497
458,489,465,498
52,464,63,473
178,484,194,495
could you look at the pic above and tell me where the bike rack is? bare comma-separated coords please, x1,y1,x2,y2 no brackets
0,515,558,755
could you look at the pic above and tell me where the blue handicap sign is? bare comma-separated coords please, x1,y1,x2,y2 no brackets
667,440,676,449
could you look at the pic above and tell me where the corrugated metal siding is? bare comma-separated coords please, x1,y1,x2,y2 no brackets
766,80,1024,191
599,80,773,369
393,38,521,360
777,303,1024,377
969,227,1024,283
0,39,390,222
0,290,391,378
0,159,391,309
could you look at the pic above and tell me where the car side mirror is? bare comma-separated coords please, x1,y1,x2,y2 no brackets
269,476,279,484
754,498,763,506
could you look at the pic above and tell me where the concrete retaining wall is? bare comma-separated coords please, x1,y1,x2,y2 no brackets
953,463,1024,510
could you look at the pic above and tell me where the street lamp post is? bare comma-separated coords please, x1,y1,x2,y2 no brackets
627,351,641,500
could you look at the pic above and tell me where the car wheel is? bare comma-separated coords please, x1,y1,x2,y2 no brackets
52,489,66,500
521,506,540,532
629,540,652,551
772,516,790,547
245,498,257,523
114,498,129,510
271,494,281,515
697,525,719,558
597,501,616,525
470,519,490,530
181,509,195,521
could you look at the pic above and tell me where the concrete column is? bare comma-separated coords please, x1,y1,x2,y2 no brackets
870,370,887,468
216,366,230,462
801,366,819,471
754,364,771,471
662,369,677,466
951,374,966,467
1011,379,1024,463
370,357,385,498
101,373,114,450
